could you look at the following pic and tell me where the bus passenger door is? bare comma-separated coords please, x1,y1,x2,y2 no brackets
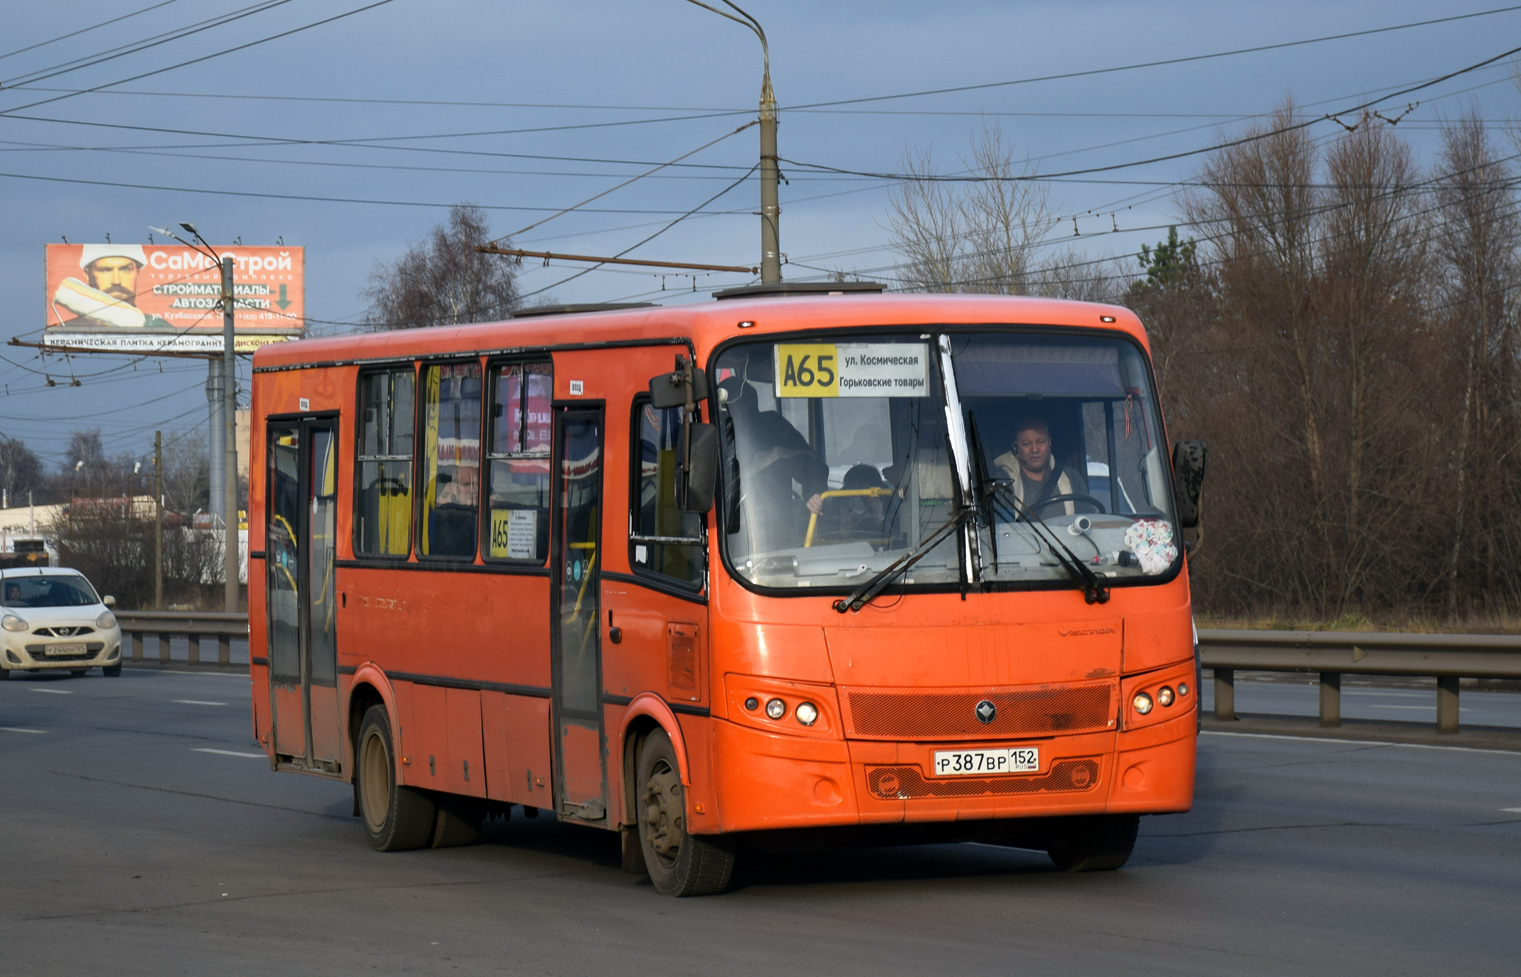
550,408,608,822
266,419,342,774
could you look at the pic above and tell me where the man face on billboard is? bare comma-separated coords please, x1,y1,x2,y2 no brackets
84,256,142,305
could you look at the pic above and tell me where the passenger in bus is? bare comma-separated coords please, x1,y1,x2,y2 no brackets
436,463,479,507
993,417,1089,517
817,464,893,544
719,377,828,545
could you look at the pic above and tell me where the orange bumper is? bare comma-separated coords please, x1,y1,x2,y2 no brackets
708,707,1195,833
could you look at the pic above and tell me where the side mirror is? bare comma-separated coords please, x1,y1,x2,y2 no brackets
648,356,709,409
677,422,717,513
1171,440,1207,529
103,595,116,608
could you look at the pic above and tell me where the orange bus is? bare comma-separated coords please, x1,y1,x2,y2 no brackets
248,284,1206,896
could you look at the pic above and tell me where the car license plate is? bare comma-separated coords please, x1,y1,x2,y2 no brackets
45,643,86,657
932,747,1039,777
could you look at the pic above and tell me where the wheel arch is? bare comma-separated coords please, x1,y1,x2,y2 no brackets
620,693,691,827
345,664,399,784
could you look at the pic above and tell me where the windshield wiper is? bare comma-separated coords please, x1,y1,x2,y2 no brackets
985,484,1110,604
966,412,998,574
833,506,977,613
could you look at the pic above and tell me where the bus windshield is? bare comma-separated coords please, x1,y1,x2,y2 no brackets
714,330,1179,594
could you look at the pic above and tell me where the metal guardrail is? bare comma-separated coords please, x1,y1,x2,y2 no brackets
116,610,247,667
1198,628,1521,734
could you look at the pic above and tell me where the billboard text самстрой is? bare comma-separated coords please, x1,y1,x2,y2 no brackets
44,243,304,353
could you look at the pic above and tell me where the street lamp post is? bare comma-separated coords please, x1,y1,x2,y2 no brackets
148,223,240,612
685,1,780,284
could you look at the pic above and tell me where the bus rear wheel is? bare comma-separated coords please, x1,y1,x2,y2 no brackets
636,729,734,897
1046,814,1140,871
357,704,437,852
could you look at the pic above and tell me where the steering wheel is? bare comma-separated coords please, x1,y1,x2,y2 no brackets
1033,493,1106,515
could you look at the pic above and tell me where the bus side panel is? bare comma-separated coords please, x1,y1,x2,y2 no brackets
481,691,552,807
446,687,486,798
394,681,448,790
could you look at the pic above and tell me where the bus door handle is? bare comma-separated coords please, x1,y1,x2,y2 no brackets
607,610,622,644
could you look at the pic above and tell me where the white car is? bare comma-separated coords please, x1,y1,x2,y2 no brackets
0,568,123,678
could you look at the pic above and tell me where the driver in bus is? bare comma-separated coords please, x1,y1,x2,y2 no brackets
719,376,829,544
994,417,1088,518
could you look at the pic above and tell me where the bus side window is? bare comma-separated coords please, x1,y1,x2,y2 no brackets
419,361,483,560
629,397,704,587
355,367,415,557
484,361,552,563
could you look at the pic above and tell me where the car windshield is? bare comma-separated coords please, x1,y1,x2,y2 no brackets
714,329,1179,594
2,575,100,608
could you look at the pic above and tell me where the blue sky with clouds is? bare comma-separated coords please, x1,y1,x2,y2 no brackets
3,0,1518,466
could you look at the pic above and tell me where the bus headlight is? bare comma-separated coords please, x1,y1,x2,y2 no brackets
765,698,786,720
795,702,819,726
1157,686,1175,707
1132,692,1154,715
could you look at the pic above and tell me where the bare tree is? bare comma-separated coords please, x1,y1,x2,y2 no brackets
159,429,210,516
886,125,1055,293
364,203,521,329
0,435,43,503
1434,112,1521,610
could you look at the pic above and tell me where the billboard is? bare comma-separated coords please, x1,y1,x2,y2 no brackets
44,243,305,353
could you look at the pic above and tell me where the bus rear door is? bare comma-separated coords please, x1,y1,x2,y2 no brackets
551,406,608,821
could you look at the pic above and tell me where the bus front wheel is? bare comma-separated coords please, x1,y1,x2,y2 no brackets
636,729,734,897
1046,814,1140,871
357,704,437,852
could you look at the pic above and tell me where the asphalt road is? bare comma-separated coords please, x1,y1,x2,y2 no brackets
2,668,1519,976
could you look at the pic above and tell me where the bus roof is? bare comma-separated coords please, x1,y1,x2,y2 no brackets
254,292,1149,371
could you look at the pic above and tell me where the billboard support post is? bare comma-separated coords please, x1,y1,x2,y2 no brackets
154,430,164,611
221,257,238,614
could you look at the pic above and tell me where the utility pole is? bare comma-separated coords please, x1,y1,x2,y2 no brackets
686,1,780,283
154,430,163,610
220,256,239,613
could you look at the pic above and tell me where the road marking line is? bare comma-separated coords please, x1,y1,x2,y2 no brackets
0,727,45,734
30,689,71,695
1202,730,1521,756
173,699,227,706
1503,808,1521,813
192,748,265,758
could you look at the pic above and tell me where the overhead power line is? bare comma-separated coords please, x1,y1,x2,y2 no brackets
0,0,397,117
0,0,293,89
786,5,1521,110
0,0,182,63
781,44,1521,184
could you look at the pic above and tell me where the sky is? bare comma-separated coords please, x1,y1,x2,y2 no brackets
3,0,1520,472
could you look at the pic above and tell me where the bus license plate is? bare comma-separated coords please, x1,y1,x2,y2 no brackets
45,643,86,657
932,747,1039,777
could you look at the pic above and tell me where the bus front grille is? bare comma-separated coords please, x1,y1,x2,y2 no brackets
866,758,1101,799
844,684,1115,740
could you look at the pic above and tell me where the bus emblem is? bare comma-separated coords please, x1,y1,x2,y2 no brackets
975,700,996,724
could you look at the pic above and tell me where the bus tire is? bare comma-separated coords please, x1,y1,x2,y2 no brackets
357,704,436,852
102,663,122,677
431,796,483,848
1046,814,1140,872
636,729,734,897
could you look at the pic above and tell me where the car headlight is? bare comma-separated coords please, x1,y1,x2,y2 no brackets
2,614,28,633
96,610,117,629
